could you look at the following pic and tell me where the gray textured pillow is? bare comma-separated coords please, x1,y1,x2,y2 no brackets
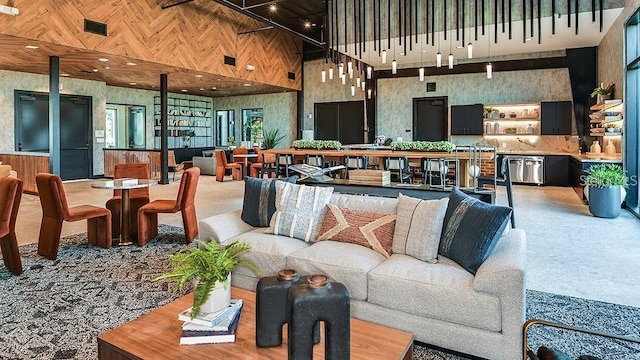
269,182,334,242
392,193,449,263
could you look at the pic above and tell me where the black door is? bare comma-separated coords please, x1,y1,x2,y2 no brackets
413,97,448,141
315,101,364,144
15,91,92,180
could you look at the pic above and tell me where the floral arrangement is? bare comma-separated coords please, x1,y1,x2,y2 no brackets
292,139,342,150
590,82,615,98
389,141,456,152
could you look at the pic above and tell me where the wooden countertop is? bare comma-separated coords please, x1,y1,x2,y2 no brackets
263,148,494,159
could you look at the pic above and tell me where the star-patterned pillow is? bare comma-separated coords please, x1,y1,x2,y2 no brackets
316,203,396,258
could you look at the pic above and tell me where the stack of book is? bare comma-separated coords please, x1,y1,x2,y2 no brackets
178,299,243,345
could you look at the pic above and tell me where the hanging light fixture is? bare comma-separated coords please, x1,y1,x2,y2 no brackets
382,49,387,63
361,79,366,91
321,68,326,82
339,62,344,77
467,42,473,58
341,74,346,85
448,53,454,69
487,2,492,80
486,62,493,79
367,65,372,79
348,61,353,75
436,52,442,67
356,77,361,88
419,67,425,81
329,66,334,80
367,88,372,99
392,59,397,74
351,84,355,96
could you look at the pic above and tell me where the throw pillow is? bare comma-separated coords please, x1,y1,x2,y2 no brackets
316,203,396,258
392,193,449,263
269,182,334,242
439,187,512,275
241,176,296,227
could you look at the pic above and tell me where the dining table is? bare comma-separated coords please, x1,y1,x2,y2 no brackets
233,153,259,178
91,178,158,245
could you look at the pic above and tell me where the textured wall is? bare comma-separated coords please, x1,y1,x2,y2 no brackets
213,92,297,149
0,69,213,175
598,0,640,98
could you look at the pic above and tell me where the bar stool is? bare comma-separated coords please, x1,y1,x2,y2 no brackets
343,155,368,179
276,154,295,177
383,156,413,183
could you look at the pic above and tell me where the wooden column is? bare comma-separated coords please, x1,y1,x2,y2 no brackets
160,74,169,184
49,56,60,175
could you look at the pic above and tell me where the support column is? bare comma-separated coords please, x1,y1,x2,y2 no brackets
49,56,61,175
160,74,169,184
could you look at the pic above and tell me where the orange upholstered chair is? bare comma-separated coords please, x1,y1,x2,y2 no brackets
137,167,200,246
36,173,112,260
0,177,23,275
232,147,248,165
215,150,242,182
105,163,150,239
250,150,276,178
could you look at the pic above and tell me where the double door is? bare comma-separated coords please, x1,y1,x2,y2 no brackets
15,91,92,180
314,101,365,144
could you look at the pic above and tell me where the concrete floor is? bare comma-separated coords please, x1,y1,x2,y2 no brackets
11,176,640,308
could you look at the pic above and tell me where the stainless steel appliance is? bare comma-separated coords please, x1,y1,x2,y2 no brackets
506,155,544,185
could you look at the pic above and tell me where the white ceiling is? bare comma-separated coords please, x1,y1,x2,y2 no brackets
337,7,624,70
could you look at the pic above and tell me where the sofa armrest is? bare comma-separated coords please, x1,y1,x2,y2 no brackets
198,210,256,244
473,228,526,296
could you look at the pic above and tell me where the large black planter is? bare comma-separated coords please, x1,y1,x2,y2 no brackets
589,186,622,218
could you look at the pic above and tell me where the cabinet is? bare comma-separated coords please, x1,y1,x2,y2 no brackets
483,103,540,136
153,97,213,149
544,155,570,186
541,101,573,135
451,104,483,135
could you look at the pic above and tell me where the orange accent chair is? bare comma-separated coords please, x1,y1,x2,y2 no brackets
36,173,112,260
137,167,200,246
250,150,277,178
215,150,242,182
232,147,248,165
105,163,150,239
0,177,23,275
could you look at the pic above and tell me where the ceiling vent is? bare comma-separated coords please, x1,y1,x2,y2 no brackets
84,19,107,36
288,72,296,80
224,56,236,66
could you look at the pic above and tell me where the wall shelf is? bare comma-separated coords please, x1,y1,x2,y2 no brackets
153,96,213,149
484,103,541,136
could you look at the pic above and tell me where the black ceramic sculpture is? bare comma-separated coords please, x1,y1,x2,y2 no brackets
255,269,320,347
288,274,350,360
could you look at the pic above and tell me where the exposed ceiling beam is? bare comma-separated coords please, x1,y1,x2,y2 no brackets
241,0,286,11
210,0,325,48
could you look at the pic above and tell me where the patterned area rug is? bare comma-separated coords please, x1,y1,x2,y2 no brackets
1,227,639,360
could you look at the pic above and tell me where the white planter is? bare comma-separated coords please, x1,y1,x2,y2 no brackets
199,273,231,314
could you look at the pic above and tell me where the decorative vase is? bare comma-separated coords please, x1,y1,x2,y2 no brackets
590,141,601,154
200,273,231,314
605,140,616,156
589,186,622,218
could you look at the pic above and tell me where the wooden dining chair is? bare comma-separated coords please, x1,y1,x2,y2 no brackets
215,150,242,181
105,163,150,239
36,173,112,260
137,167,200,246
0,177,23,275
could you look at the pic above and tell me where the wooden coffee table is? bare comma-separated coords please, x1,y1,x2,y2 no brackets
98,287,414,360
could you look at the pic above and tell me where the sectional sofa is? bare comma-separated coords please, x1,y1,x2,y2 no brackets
199,191,526,360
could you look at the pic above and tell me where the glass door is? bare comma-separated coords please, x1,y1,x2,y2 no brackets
625,9,640,216
216,110,235,146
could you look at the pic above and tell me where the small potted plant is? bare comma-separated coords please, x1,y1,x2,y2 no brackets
590,82,615,104
228,136,237,150
483,107,499,119
154,239,260,318
584,164,628,218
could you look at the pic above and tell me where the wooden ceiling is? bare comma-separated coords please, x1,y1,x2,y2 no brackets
0,33,294,97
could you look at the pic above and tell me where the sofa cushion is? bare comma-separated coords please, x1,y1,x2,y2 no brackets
232,228,310,279
316,203,396,258
269,182,333,242
329,193,398,214
367,254,502,332
439,187,512,275
286,241,386,301
392,194,448,263
241,176,296,227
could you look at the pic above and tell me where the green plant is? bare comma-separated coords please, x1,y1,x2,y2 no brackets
262,129,286,149
228,136,236,146
590,82,615,98
245,120,263,142
153,239,260,318
604,122,617,129
292,139,342,150
389,140,456,152
584,164,628,189
483,107,499,117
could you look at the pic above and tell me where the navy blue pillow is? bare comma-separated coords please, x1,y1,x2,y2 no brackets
439,187,512,275
241,176,297,227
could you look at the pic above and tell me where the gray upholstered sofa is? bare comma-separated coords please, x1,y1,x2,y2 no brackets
199,193,526,360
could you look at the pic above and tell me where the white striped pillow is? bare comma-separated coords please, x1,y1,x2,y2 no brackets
269,182,334,242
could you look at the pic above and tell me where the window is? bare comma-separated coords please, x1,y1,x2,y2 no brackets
242,108,264,146
625,9,640,216
216,110,235,146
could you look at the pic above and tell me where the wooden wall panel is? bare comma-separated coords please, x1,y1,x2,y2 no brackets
0,0,301,90
103,149,161,180
0,154,50,194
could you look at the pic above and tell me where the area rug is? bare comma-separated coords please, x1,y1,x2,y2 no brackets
1,227,639,360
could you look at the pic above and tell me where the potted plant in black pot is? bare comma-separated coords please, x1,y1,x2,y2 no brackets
584,164,628,218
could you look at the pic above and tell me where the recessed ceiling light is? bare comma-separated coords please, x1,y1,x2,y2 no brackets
212,86,217,90
217,78,221,81
25,45,39,49
92,68,99,72
126,62,137,66
269,3,277,12
246,64,255,71
129,82,137,85
243,83,251,87
98,58,109,62
181,89,188,92
195,74,203,78
60,73,70,77
105,66,110,70
304,21,311,28
199,87,205,91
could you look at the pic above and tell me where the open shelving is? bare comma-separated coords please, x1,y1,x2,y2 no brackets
483,103,541,136
589,100,623,138
153,96,213,149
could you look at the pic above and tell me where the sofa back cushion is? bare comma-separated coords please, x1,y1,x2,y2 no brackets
316,203,396,258
392,193,449,263
269,182,334,242
329,193,397,214
439,187,512,275
241,176,296,227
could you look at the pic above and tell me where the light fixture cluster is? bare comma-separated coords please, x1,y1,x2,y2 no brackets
320,53,372,99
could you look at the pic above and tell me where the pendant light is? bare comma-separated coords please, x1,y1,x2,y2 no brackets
419,38,425,82
436,52,442,67
339,62,344,77
361,80,366,91
467,43,473,58
486,1,492,79
382,49,387,63
351,84,355,96
448,53,454,69
419,67,425,81
356,77,361,88
348,61,353,75
392,59,397,74
367,65,372,79
321,69,326,82
486,62,493,79
329,67,334,80
341,74,346,85
367,88,372,99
